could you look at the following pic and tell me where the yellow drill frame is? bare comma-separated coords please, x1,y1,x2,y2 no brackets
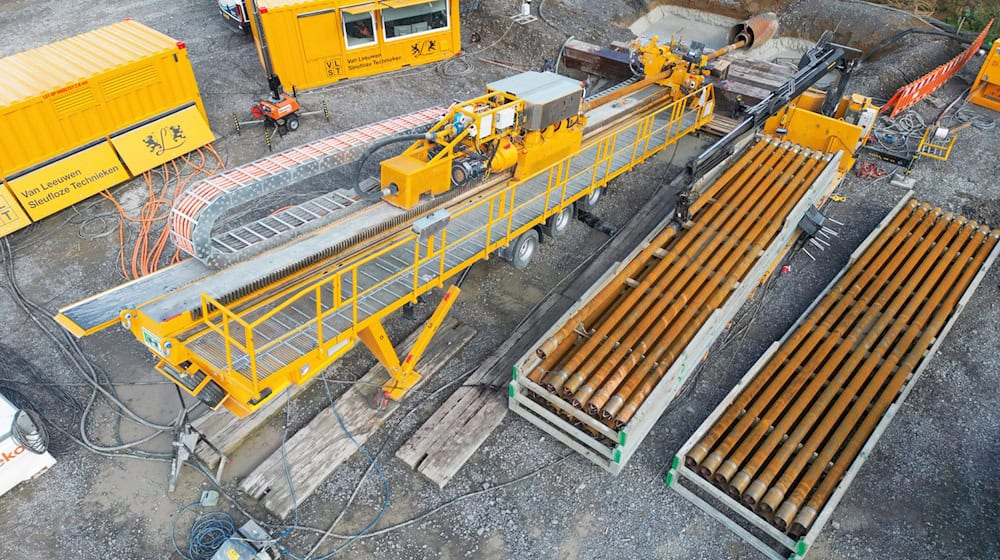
90,85,714,417
361,284,460,401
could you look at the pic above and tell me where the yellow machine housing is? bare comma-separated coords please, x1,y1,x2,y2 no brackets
380,71,587,209
252,0,461,92
0,20,213,237
631,36,713,97
57,52,718,418
764,90,879,174
970,39,1000,112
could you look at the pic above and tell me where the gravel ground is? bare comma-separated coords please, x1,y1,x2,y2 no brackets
0,1,998,559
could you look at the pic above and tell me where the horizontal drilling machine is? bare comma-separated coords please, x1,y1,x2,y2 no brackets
58,16,799,417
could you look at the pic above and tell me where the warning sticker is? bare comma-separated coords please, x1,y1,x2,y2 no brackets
111,105,215,175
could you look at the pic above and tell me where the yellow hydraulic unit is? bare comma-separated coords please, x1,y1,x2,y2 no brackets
969,38,1000,112
764,91,880,175
58,23,789,417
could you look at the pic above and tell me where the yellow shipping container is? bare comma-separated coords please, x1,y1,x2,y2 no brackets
253,0,461,92
0,19,214,236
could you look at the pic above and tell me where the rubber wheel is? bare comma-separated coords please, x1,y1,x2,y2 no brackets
543,207,573,239
508,229,539,270
575,187,604,212
286,115,300,131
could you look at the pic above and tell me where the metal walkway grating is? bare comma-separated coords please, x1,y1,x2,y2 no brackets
186,107,703,382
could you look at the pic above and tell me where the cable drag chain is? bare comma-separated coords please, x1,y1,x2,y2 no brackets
170,107,445,266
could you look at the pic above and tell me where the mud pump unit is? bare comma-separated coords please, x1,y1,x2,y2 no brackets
57,18,778,417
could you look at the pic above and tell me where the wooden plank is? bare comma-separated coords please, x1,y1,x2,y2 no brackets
395,295,564,461
193,382,311,468
395,294,570,487
562,39,632,81
239,318,475,519
396,179,680,487
701,115,742,138
720,81,773,103
191,317,466,466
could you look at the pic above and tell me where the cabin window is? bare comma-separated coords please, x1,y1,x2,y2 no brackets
343,9,377,48
382,0,448,40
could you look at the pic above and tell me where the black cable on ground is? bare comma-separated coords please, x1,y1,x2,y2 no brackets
171,501,236,560
1,237,185,461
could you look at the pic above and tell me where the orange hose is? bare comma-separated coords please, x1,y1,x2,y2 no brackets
99,144,225,279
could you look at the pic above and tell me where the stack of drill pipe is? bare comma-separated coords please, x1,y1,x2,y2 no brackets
683,199,999,538
527,138,828,429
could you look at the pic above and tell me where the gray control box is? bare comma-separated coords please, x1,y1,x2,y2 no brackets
487,71,583,131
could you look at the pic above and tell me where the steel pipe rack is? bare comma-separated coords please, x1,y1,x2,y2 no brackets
509,138,841,473
666,192,1000,559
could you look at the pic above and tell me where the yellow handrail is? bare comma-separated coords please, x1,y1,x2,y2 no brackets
199,85,714,390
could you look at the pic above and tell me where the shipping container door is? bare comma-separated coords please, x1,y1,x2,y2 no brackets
297,8,346,81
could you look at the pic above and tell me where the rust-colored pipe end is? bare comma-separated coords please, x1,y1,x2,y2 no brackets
615,403,638,427
685,443,709,466
573,384,595,407
602,395,626,419
788,506,817,538
759,486,785,515
562,372,588,396
536,337,560,360
729,470,753,496
698,451,724,478
540,370,569,393
773,500,800,533
742,478,767,507
713,459,739,486
728,13,779,50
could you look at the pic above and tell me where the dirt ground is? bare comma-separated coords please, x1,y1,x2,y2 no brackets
0,0,998,559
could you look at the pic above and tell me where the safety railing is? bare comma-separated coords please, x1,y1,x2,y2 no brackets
197,85,714,395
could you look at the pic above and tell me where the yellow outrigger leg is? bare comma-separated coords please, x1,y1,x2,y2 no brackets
359,284,462,403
